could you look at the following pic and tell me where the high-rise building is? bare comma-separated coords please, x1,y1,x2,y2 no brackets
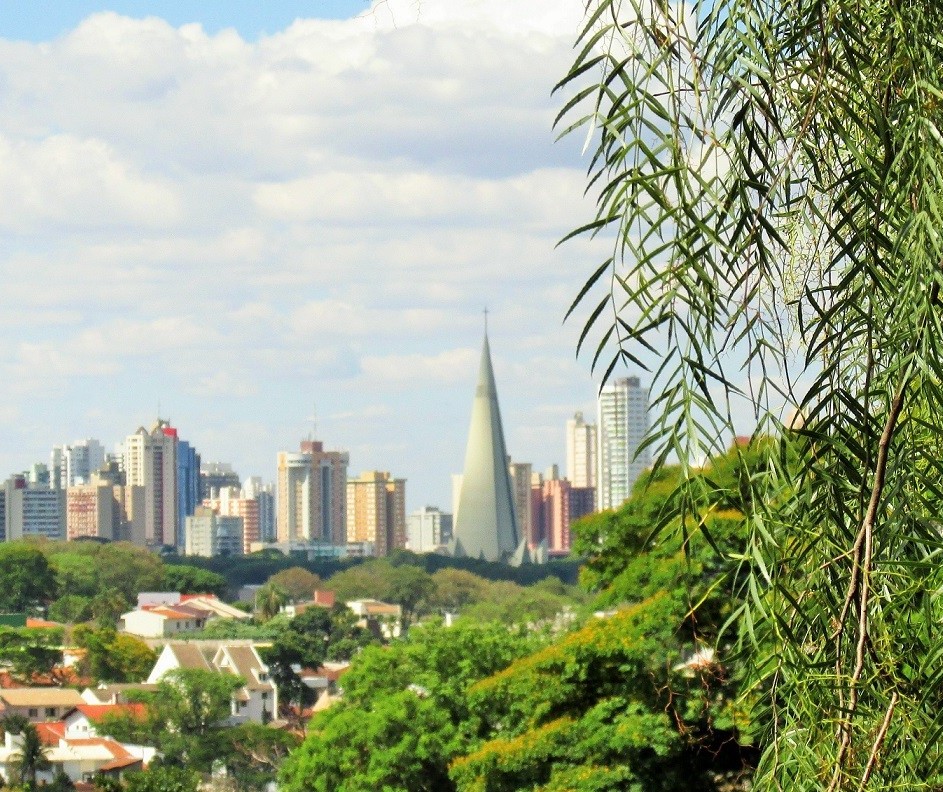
51,439,106,490
123,420,179,547
452,334,529,564
406,506,453,553
346,471,407,556
177,440,201,550
566,412,597,489
242,477,275,543
205,486,260,554
200,462,241,501
185,506,243,557
4,475,64,540
597,376,650,510
531,470,595,555
276,440,348,544
508,461,533,546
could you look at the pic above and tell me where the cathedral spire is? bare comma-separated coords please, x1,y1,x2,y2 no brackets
452,334,519,562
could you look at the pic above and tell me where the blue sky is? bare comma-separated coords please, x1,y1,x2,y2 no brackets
2,2,367,41
0,0,676,512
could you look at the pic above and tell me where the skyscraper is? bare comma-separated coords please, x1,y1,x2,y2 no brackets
123,420,179,548
177,440,201,550
51,439,106,490
276,440,348,544
597,376,650,510
565,412,597,489
346,471,407,556
452,334,527,564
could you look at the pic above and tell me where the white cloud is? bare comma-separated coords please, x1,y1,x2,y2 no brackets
0,0,624,508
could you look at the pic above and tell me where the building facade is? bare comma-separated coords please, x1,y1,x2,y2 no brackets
123,421,179,547
276,441,348,545
346,471,407,556
185,506,243,557
406,506,453,553
4,476,64,540
51,439,106,490
565,411,597,489
597,376,650,510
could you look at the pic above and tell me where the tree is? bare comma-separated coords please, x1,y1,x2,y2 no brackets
266,567,322,603
559,0,943,788
5,719,50,788
123,766,200,792
116,668,244,771
163,564,228,597
73,626,156,683
279,621,540,792
0,544,57,613
254,581,287,622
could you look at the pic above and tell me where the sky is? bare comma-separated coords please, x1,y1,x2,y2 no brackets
0,0,618,512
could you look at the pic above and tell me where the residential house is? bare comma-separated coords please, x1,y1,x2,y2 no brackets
0,729,154,785
119,604,208,638
346,599,403,639
81,683,159,706
0,688,85,722
147,642,277,724
63,704,148,739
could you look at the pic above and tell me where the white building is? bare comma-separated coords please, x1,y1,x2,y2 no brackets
597,376,650,510
51,439,106,490
147,643,277,724
406,506,453,552
566,411,597,489
185,506,243,557
3,478,64,541
119,605,208,638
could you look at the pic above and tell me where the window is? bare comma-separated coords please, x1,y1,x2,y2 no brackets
45,707,56,717
261,692,268,700
28,708,38,718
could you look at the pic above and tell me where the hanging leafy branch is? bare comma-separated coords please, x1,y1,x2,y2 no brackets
558,0,943,788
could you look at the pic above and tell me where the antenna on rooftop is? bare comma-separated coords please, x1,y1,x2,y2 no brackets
483,306,489,335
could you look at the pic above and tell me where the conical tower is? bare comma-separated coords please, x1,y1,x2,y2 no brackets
452,334,520,562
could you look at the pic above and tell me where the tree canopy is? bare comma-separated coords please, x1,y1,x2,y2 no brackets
559,0,943,787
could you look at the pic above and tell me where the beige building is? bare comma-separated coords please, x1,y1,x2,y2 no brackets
204,486,259,554
566,411,597,489
66,475,145,543
184,506,243,557
123,421,178,547
346,471,406,556
276,440,348,544
0,688,85,723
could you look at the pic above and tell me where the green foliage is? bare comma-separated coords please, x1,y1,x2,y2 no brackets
262,606,376,711
47,594,91,624
279,621,540,792
73,626,156,683
558,0,943,785
218,723,302,791
0,627,63,682
7,720,50,788
0,545,57,613
452,596,748,791
265,567,322,603
118,668,244,771
162,565,227,597
254,581,287,622
123,766,200,792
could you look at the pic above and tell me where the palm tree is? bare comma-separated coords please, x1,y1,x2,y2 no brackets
254,581,287,622
5,719,51,789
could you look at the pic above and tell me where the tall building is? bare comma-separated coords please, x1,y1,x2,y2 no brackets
565,412,597,489
276,440,348,544
4,475,64,540
508,461,533,546
123,420,179,547
406,506,453,553
177,440,201,550
346,471,407,556
205,486,260,555
243,477,275,543
200,462,240,501
185,506,243,557
597,376,650,510
452,334,528,564
51,439,106,490
531,469,595,555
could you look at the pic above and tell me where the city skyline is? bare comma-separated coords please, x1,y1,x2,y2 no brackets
0,0,611,513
